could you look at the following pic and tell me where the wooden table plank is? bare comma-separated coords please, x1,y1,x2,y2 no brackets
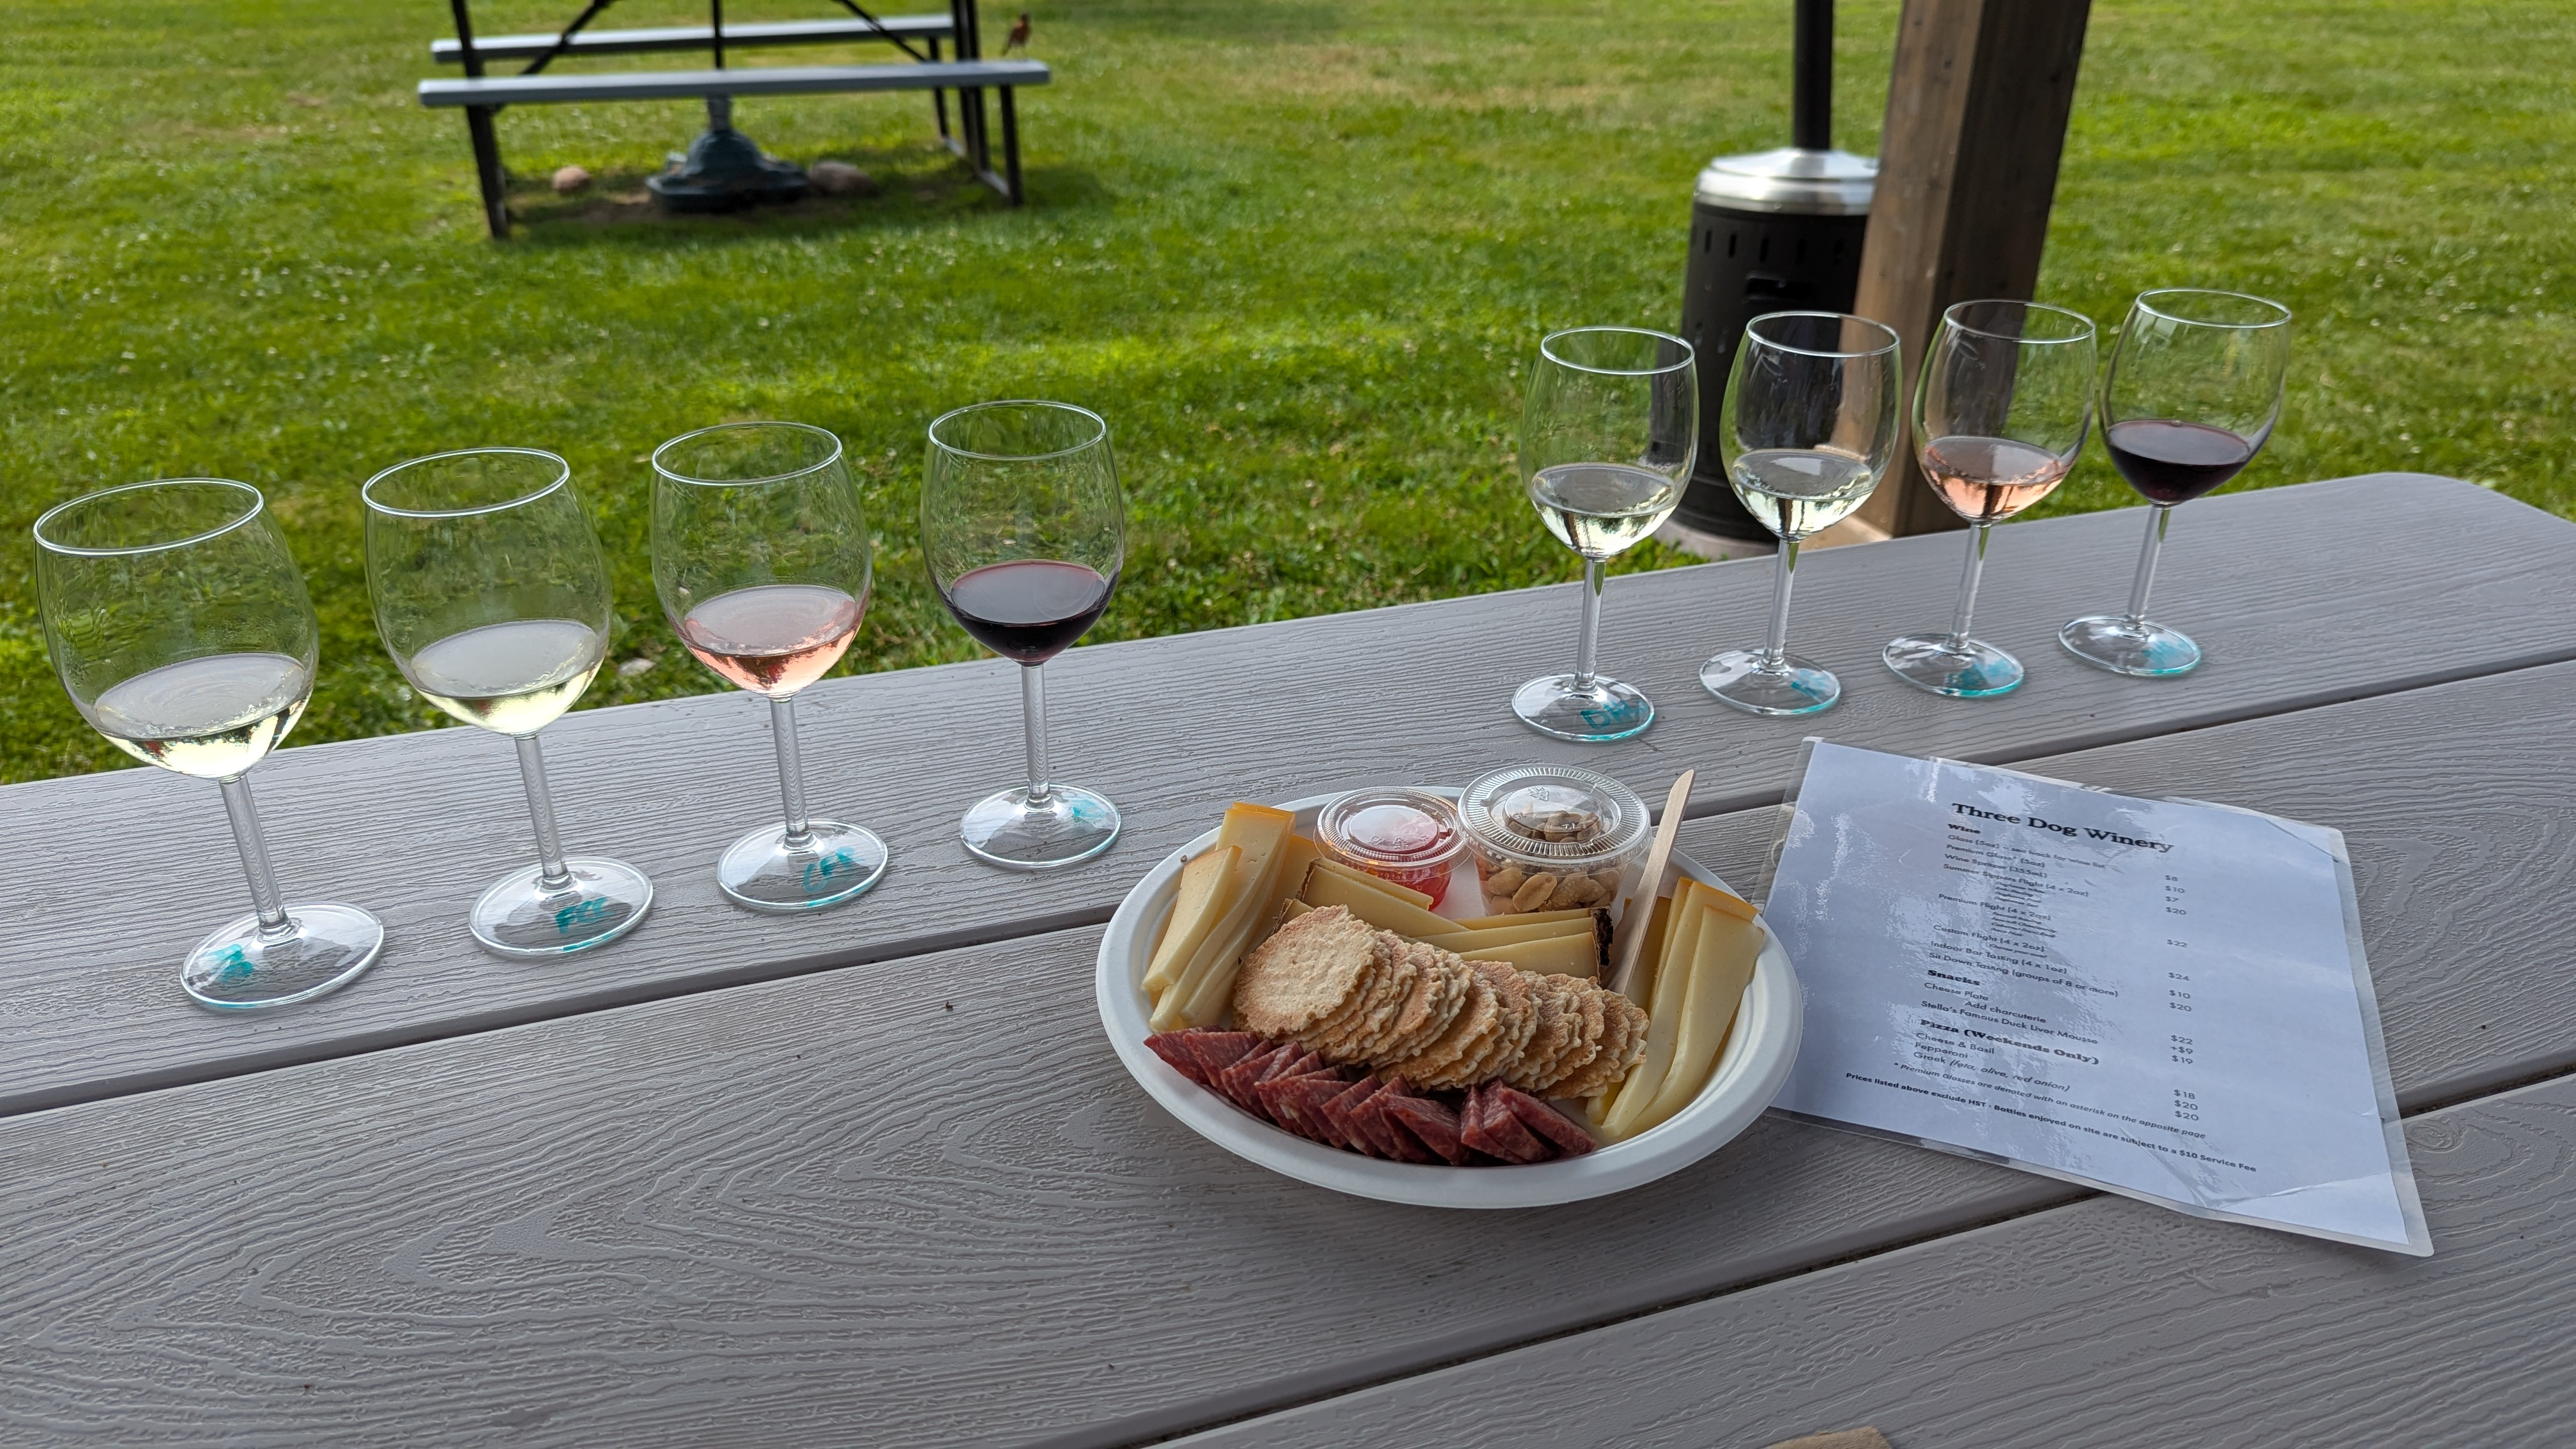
1175,1072,2576,1449
5,659,2573,1446
2,475,2570,1120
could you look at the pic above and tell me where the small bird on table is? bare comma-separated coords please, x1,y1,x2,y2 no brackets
1002,11,1031,53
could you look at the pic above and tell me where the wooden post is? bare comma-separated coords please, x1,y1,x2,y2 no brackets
1851,0,2091,536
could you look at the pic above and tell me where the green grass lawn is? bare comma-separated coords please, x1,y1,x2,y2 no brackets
3,0,2570,782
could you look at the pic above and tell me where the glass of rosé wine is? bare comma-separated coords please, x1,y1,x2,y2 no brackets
652,422,887,912
1882,299,2097,698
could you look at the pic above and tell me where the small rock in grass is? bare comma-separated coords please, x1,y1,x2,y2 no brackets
552,164,594,194
616,657,655,678
811,160,877,195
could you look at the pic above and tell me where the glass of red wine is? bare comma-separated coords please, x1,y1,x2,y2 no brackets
1883,300,2097,698
653,422,887,912
923,401,1125,871
2061,289,2292,677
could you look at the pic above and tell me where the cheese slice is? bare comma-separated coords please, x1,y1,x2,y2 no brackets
1701,887,1759,924
1422,916,1600,953
1601,881,1710,1138
1281,898,1314,921
1457,930,1604,976
1450,907,1595,931
1298,862,1459,940
1629,907,1763,1134
1143,844,1238,999
1152,805,1296,1029
1264,835,1322,931
1309,856,1436,908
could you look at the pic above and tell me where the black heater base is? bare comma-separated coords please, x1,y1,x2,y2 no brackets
648,100,808,213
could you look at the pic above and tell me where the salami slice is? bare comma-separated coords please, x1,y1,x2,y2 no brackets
1146,1031,1213,1086
1322,1078,1392,1157
1176,1029,1263,1082
1461,1083,1554,1164
1380,1092,1471,1166
1492,1082,1597,1157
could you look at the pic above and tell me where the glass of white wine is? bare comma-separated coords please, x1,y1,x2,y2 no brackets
652,422,887,912
1512,326,1697,742
362,448,652,958
1699,310,1902,716
34,478,385,1009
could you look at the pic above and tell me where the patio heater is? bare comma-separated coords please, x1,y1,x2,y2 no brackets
648,3,808,211
1671,0,1877,539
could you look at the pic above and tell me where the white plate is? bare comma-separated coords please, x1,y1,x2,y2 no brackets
1095,789,1804,1208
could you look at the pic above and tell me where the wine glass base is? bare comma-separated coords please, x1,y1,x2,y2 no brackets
1700,648,1841,716
1883,634,2025,698
1511,674,1654,742
960,785,1121,871
471,857,654,958
719,819,888,914
2059,615,2202,677
182,903,386,1011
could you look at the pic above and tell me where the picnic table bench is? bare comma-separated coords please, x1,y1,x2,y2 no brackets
424,2,1043,236
4,473,2573,1444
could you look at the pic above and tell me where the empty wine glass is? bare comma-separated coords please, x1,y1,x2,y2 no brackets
923,401,1124,871
1883,300,2097,697
362,448,652,957
34,479,385,1009
1512,326,1697,742
652,422,887,913
1700,311,1903,716
2061,289,2292,677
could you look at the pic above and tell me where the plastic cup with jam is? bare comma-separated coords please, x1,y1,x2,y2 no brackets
1456,765,1652,917
1314,787,1468,907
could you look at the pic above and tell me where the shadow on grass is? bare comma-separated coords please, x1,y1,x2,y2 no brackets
1071,0,1347,42
502,144,1110,248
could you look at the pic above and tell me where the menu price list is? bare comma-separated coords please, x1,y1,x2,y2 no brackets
1767,742,2428,1255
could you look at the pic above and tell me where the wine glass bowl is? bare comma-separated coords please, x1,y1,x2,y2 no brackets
364,448,652,957
2062,289,2292,677
1883,299,2097,698
34,478,384,1009
1701,311,1902,716
652,421,887,914
924,401,1126,871
1512,326,1696,743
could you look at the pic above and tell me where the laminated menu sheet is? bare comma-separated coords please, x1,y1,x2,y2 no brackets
1765,741,2430,1255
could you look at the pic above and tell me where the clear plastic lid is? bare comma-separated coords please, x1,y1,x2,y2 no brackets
1315,787,1467,873
1457,765,1652,870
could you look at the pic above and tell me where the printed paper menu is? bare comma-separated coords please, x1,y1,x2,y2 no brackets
1767,742,2430,1255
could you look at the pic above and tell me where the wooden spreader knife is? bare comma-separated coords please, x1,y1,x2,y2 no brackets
1607,767,1694,999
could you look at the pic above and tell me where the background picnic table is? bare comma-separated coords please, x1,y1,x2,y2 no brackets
4,474,2574,1445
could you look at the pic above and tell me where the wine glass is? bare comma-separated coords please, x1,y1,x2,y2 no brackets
1883,300,2098,697
362,448,653,956
923,401,1124,871
1512,326,1697,742
1699,310,1903,716
2060,289,2292,677
652,422,887,913
33,479,385,1009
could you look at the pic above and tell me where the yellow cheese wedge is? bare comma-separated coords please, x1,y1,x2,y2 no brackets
1144,804,1285,995
1264,835,1322,930
1701,887,1759,924
1143,844,1238,997
1309,855,1436,909
1450,907,1595,931
1601,881,1710,1138
1421,916,1600,953
1628,907,1763,1135
1153,805,1295,1029
1282,898,1314,921
1457,930,1605,976
1298,862,1459,940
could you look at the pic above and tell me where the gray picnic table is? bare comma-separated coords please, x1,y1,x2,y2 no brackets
3,472,2574,1445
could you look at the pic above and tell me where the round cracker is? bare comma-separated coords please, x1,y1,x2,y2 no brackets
1372,951,1471,1067
1531,982,1611,1096
1390,967,1498,1087
1502,975,1583,1092
1233,906,1377,1038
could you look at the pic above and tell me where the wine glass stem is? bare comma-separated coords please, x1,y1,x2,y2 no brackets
1762,537,1802,670
514,733,576,892
769,693,812,848
1020,661,1054,808
1573,556,1606,691
2125,504,2172,626
216,772,295,940
1947,521,1993,649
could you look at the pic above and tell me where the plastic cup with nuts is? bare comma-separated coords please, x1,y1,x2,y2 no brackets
1457,765,1653,918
